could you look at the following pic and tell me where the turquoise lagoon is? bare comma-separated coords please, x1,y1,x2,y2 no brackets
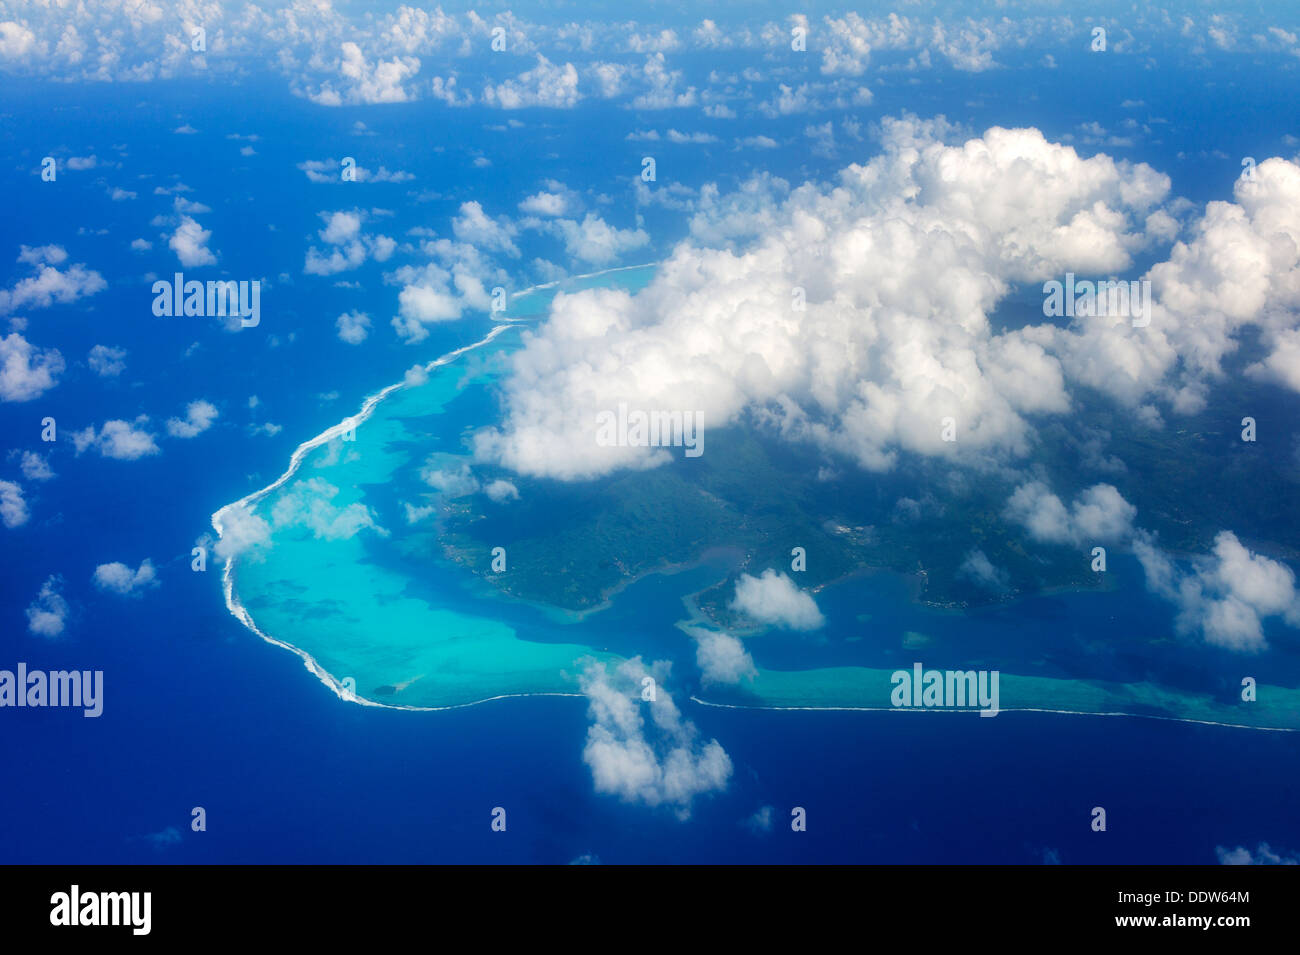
213,265,1300,728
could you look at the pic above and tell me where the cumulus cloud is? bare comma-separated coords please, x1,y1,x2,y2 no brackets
0,332,64,401
0,246,106,314
484,478,519,502
92,558,158,595
0,479,28,527
547,214,649,266
483,55,579,109
213,504,272,562
473,119,1175,481
165,400,218,438
1004,482,1137,546
168,215,216,267
308,42,420,106
71,417,159,460
336,310,371,344
579,657,731,818
1135,530,1300,652
26,575,68,637
304,210,395,276
684,625,757,685
518,184,580,217
731,569,825,630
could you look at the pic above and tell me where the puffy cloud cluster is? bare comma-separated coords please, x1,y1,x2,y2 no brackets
390,198,644,342
71,417,159,460
307,42,420,106
304,210,395,276
482,55,579,109
579,657,731,818
731,570,825,631
166,399,219,438
476,119,1176,480
1135,530,1300,652
92,559,158,596
1004,482,1137,546
0,245,105,314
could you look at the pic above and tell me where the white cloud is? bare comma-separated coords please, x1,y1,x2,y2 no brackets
483,55,580,109
213,504,272,562
270,478,387,541
0,247,106,314
168,215,216,267
304,210,395,276
421,461,479,498
518,186,579,218
26,575,68,637
72,417,159,460
472,119,1172,482
19,451,54,481
685,625,756,685
548,214,648,266
1216,842,1298,865
87,344,127,377
336,310,371,344
731,569,825,630
579,657,731,818
1135,530,1300,652
0,333,64,401
452,201,519,256
484,478,519,502
166,399,218,438
92,558,158,595
299,158,413,183
0,21,38,59
0,479,28,527
308,42,420,106
1004,482,1136,546
629,53,695,109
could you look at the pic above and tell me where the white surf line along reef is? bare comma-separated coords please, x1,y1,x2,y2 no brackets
210,322,590,712
210,264,663,711
688,696,1300,733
